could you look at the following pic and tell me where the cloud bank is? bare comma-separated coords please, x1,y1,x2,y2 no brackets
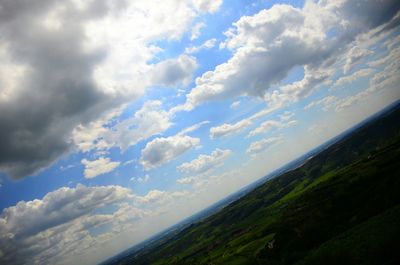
179,0,400,111
0,0,215,179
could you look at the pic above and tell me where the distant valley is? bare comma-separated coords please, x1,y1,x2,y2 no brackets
104,102,400,265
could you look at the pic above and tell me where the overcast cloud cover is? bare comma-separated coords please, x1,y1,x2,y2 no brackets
0,0,399,264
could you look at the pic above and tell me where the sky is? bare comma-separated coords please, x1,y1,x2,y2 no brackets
0,0,399,264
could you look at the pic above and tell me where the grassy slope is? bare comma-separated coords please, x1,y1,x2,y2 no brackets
118,106,400,265
296,204,400,265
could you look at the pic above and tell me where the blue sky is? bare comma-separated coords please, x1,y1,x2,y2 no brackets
0,0,399,264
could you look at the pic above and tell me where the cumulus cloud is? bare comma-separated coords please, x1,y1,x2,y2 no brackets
138,120,208,170
177,148,231,175
329,39,400,112
140,135,200,170
0,1,115,179
73,100,172,153
149,54,198,87
178,0,400,110
336,56,400,112
81,157,120,179
279,65,334,102
210,120,252,139
193,0,223,14
0,184,136,265
0,0,208,179
246,136,283,155
0,183,191,265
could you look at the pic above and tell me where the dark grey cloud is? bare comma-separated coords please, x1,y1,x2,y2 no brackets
0,0,129,179
337,0,400,29
0,0,202,179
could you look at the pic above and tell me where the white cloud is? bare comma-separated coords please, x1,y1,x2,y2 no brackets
136,189,187,205
72,106,124,153
343,46,374,73
304,95,338,111
176,0,400,113
185,38,217,54
368,46,400,68
148,54,198,87
138,120,210,170
335,57,400,112
0,0,206,179
279,65,335,102
247,118,297,137
190,22,206,40
178,120,210,136
210,107,297,140
247,111,297,137
248,120,281,137
332,41,400,112
181,3,339,110
0,183,192,265
73,100,172,152
210,119,252,139
81,157,120,179
192,0,223,14
140,135,200,170
384,34,400,51
230,101,241,109
87,1,199,95
211,109,297,140
177,148,231,175
132,174,150,183
246,136,283,155
206,104,281,139
124,160,135,165
0,184,137,265
334,68,375,87
177,167,242,192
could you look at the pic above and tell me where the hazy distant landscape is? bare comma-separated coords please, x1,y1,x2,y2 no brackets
106,103,400,264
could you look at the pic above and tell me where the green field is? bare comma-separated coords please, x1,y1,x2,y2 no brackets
113,105,400,265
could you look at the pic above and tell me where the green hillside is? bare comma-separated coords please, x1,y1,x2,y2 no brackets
115,105,400,265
